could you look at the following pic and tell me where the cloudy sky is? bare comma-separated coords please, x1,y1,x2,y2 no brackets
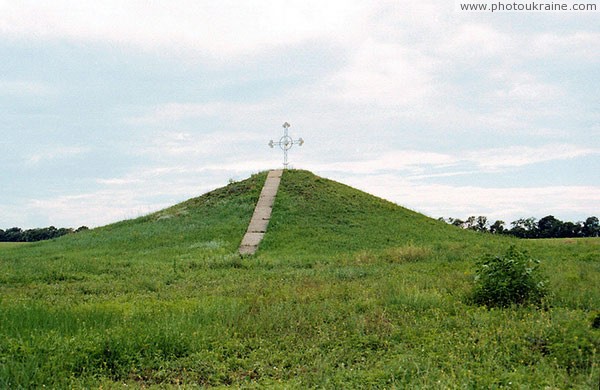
1,1,598,229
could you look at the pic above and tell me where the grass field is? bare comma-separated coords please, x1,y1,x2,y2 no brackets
0,242,29,249
0,170,598,388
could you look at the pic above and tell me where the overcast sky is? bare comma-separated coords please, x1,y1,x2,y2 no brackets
1,1,599,229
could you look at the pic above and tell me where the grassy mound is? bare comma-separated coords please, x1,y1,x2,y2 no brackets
1,171,266,279
0,170,598,388
262,170,506,258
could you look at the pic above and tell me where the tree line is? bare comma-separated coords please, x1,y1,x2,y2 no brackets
439,215,599,238
0,226,89,242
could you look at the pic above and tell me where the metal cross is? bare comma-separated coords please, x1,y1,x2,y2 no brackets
268,122,304,169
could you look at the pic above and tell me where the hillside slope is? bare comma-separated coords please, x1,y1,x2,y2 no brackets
0,169,513,286
0,172,266,286
261,170,506,259
3,169,499,264
1,169,597,389
269,170,439,250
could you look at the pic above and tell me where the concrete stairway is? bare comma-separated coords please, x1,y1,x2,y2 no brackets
238,169,283,255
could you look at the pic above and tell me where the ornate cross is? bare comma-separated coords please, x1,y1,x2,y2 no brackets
268,122,304,169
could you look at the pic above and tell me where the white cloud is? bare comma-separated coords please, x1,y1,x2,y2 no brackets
26,146,90,165
127,103,225,124
331,172,600,222
304,150,456,175
0,1,369,59
25,191,168,228
1,0,597,230
466,144,599,170
96,178,143,186
530,31,600,61
305,144,599,175
136,130,265,158
0,80,57,96
126,102,272,125
488,72,564,102
328,40,436,107
442,23,515,59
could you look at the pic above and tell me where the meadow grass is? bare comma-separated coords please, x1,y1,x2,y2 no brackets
0,170,598,388
0,242,29,249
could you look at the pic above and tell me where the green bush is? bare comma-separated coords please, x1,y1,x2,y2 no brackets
472,246,548,308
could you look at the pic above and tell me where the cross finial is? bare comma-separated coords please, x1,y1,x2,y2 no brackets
268,122,304,169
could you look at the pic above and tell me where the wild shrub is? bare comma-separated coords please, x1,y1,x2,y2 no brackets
472,246,548,308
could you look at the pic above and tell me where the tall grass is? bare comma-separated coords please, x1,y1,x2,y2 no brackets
0,170,598,388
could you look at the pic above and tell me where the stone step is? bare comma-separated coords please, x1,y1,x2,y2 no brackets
247,218,269,233
239,245,257,255
240,232,265,247
251,208,272,221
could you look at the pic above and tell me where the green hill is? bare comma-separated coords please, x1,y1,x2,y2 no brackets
263,170,504,258
1,170,598,388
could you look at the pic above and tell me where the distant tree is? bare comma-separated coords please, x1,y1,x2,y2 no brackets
523,217,538,233
76,226,89,233
464,216,477,230
538,215,563,238
47,226,58,239
476,216,489,232
1,225,84,242
560,221,581,238
451,218,464,227
583,216,600,237
3,227,24,242
441,215,599,239
23,228,44,242
510,219,525,230
509,217,538,238
56,228,74,237
489,220,505,234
